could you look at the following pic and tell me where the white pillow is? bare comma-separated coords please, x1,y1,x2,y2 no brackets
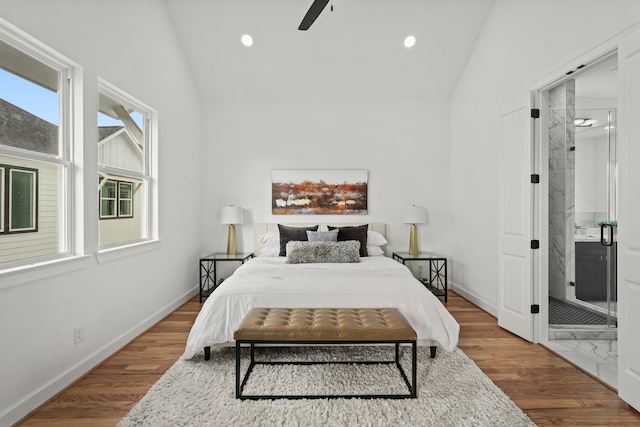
367,231,387,246
258,246,280,257
366,245,384,256
258,231,279,246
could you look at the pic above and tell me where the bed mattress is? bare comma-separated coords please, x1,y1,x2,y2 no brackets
183,256,459,359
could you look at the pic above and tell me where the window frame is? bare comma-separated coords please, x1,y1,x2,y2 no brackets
97,79,157,249
99,179,117,219
2,165,39,233
0,18,82,271
0,165,4,233
118,181,133,218
98,178,134,220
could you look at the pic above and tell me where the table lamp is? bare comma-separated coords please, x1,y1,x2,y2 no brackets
220,205,244,255
403,205,427,256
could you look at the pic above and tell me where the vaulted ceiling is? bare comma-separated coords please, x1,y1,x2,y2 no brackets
164,0,496,101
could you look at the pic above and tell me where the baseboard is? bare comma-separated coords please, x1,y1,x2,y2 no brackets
2,285,198,427
450,282,498,317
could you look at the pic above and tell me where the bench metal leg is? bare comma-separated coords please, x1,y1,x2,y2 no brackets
236,341,417,400
412,341,417,398
235,341,240,398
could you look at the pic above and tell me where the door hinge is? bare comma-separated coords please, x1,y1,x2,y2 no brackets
531,108,540,119
531,174,540,184
531,240,540,249
531,304,540,314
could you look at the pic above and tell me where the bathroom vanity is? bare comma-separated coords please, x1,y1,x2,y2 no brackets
575,241,617,302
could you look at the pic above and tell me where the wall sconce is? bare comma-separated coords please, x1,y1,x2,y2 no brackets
220,205,244,255
403,205,427,256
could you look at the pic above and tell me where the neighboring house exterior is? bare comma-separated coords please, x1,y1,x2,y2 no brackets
0,98,59,264
98,125,144,246
0,99,143,262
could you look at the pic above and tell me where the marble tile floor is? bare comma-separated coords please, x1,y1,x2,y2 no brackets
544,338,618,389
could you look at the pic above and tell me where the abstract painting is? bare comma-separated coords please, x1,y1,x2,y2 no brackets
272,170,368,215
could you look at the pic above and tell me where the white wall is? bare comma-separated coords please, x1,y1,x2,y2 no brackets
201,98,453,259
450,0,640,313
0,1,203,424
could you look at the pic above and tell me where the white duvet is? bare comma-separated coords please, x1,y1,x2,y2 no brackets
182,256,460,359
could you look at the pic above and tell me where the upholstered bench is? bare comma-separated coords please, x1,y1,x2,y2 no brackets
233,307,418,399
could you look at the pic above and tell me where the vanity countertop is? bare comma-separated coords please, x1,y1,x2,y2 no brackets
575,234,600,242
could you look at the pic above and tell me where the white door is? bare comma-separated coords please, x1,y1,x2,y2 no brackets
497,106,533,341
617,28,640,412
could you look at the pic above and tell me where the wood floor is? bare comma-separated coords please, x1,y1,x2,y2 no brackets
17,291,640,426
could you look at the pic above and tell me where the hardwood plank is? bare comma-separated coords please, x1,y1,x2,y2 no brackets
16,292,640,426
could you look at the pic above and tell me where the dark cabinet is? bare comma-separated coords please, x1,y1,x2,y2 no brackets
575,242,617,302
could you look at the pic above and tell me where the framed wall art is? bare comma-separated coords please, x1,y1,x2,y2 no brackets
272,169,368,215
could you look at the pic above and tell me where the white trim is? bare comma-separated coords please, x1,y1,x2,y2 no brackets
0,254,90,291
99,179,117,219
96,238,161,264
97,78,158,248
8,168,37,232
450,282,498,317
0,284,195,427
0,17,82,270
98,127,143,157
118,181,133,217
525,22,640,345
0,166,4,233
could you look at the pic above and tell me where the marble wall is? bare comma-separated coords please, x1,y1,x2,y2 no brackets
548,80,575,299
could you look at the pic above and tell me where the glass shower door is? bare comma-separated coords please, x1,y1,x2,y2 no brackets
574,108,617,326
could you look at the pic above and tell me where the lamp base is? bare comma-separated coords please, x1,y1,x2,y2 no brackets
409,223,418,256
227,224,237,255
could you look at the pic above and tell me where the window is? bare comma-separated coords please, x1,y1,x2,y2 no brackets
99,179,117,218
98,80,156,248
0,166,4,233
99,179,133,219
0,29,77,267
119,182,133,217
1,165,38,232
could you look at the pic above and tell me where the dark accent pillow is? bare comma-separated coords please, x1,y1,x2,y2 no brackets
327,224,368,257
278,224,319,256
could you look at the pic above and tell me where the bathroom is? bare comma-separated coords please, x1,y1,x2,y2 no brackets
544,53,618,389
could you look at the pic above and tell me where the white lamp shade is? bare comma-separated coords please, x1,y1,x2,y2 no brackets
403,205,427,224
220,206,244,225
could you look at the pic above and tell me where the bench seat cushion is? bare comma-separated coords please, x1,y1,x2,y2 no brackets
233,308,417,342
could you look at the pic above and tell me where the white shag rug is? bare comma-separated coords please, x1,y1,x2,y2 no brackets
118,346,536,427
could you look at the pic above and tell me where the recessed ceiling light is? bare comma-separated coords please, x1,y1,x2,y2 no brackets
575,118,597,127
241,34,253,47
404,35,416,48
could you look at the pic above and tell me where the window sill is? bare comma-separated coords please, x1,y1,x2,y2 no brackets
0,255,91,291
96,239,161,264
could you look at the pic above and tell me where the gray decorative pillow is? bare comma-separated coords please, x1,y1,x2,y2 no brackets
306,229,339,242
286,241,361,264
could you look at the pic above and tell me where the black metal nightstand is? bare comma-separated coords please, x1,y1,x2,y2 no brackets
199,252,254,303
392,252,448,302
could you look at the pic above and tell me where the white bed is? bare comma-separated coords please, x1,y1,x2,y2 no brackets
183,224,459,360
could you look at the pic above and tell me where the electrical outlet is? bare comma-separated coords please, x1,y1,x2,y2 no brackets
74,325,84,345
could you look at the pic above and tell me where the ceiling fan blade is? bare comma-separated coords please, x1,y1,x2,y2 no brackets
298,0,330,31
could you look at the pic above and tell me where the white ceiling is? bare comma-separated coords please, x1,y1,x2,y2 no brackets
164,0,496,101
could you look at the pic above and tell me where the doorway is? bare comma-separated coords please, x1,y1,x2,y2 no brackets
542,53,618,388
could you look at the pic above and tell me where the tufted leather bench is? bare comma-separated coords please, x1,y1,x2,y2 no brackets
233,307,418,400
